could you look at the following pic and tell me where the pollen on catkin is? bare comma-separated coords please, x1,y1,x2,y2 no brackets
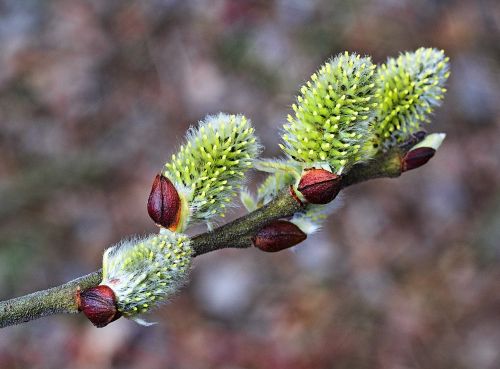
163,113,260,224
281,52,378,174
373,47,450,149
100,232,193,319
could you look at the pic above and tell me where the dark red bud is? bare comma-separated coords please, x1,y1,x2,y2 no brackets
252,220,307,252
297,168,342,204
77,285,121,328
402,147,436,172
147,174,181,230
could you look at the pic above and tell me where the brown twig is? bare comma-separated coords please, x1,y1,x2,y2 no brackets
0,146,409,329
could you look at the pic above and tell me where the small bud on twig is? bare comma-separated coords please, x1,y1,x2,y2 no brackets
297,168,341,204
401,133,446,172
147,174,181,230
252,220,307,252
402,147,435,172
77,285,121,328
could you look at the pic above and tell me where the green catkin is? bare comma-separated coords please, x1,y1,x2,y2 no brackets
281,52,378,174
164,113,260,225
372,47,450,150
101,232,192,320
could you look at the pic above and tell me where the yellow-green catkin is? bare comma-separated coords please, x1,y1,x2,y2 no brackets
101,231,192,320
372,47,450,150
281,52,378,174
164,113,260,224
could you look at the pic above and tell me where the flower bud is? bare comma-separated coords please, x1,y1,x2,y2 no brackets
374,48,449,150
402,132,445,172
297,168,342,204
253,220,307,252
281,52,377,171
101,233,193,321
147,174,181,230
401,147,436,172
77,285,121,328
164,113,260,225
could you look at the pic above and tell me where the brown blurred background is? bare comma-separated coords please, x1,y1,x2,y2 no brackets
1,1,500,368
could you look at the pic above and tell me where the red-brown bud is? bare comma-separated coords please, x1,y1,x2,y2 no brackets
252,220,307,252
147,174,181,230
77,285,121,328
297,168,341,204
402,147,436,172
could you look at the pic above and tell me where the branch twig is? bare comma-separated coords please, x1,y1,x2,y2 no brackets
0,147,405,329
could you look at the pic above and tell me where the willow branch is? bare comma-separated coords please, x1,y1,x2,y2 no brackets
0,147,406,329
0,271,102,328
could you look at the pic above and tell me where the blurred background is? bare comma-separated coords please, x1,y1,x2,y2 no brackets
1,0,500,368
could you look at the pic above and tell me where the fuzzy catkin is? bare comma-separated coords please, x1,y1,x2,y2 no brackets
281,52,377,174
101,232,192,318
373,47,450,149
164,113,260,224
